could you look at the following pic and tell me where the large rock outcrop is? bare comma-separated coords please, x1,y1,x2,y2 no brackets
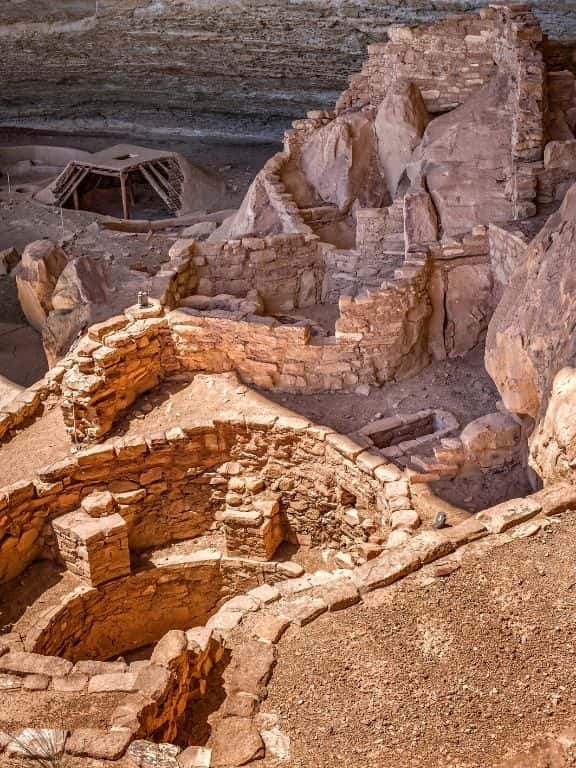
1,1,574,138
486,184,576,422
486,183,576,485
299,112,388,211
375,81,429,198
14,240,68,331
409,74,515,236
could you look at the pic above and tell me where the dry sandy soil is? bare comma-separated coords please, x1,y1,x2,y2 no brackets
258,515,576,768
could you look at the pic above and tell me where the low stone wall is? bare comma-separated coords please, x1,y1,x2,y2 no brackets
58,223,495,440
166,232,324,314
0,365,64,443
25,549,296,661
4,479,576,765
0,414,411,585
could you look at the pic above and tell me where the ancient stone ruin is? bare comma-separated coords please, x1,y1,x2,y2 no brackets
2,3,576,767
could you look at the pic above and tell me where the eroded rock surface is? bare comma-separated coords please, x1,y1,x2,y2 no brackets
486,184,576,421
409,75,514,236
1,1,575,137
300,112,388,212
14,240,67,331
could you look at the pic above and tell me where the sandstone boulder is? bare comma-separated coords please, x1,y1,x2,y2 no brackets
530,367,576,483
180,221,218,240
299,111,388,212
51,255,111,313
486,183,576,422
210,717,264,767
460,412,521,455
375,80,429,198
444,262,494,358
544,139,576,172
211,175,282,240
14,240,67,331
409,74,514,236
0,374,24,410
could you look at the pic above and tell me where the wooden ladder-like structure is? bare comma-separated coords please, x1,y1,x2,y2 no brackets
49,158,184,220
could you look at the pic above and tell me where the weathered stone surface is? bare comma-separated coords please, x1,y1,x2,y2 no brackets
0,247,20,276
316,579,360,611
375,80,429,197
127,740,181,768
88,671,139,693
461,412,521,454
211,717,265,767
1,0,574,142
14,240,67,331
251,615,290,644
486,185,576,483
225,639,276,697
281,597,328,627
410,75,514,235
300,112,388,211
444,262,495,357
0,651,72,678
66,729,132,760
404,187,438,247
544,139,576,171
178,746,212,768
477,498,542,534
352,546,421,593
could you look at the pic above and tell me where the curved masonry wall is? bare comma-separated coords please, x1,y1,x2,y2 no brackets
2,481,576,764
0,414,408,585
26,549,296,661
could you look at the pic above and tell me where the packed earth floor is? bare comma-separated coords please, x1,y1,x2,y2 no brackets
257,515,576,768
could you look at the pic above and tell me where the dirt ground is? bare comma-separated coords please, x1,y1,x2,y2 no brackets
269,344,499,435
260,515,576,768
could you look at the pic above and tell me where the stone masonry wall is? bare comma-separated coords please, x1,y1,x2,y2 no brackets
360,12,498,114
26,550,289,661
170,232,324,314
0,414,410,585
488,223,529,303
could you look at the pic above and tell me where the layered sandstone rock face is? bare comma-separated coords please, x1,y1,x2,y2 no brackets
486,184,576,422
485,184,576,484
1,1,575,136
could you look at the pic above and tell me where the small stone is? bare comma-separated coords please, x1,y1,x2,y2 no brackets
277,561,305,578
211,718,264,767
23,674,50,691
178,746,212,768
88,672,139,693
67,729,132,760
248,584,281,604
282,597,328,627
127,740,181,768
252,615,290,644
317,580,360,611
433,561,461,577
52,673,89,692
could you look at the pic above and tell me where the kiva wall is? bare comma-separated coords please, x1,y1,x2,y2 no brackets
0,415,409,585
